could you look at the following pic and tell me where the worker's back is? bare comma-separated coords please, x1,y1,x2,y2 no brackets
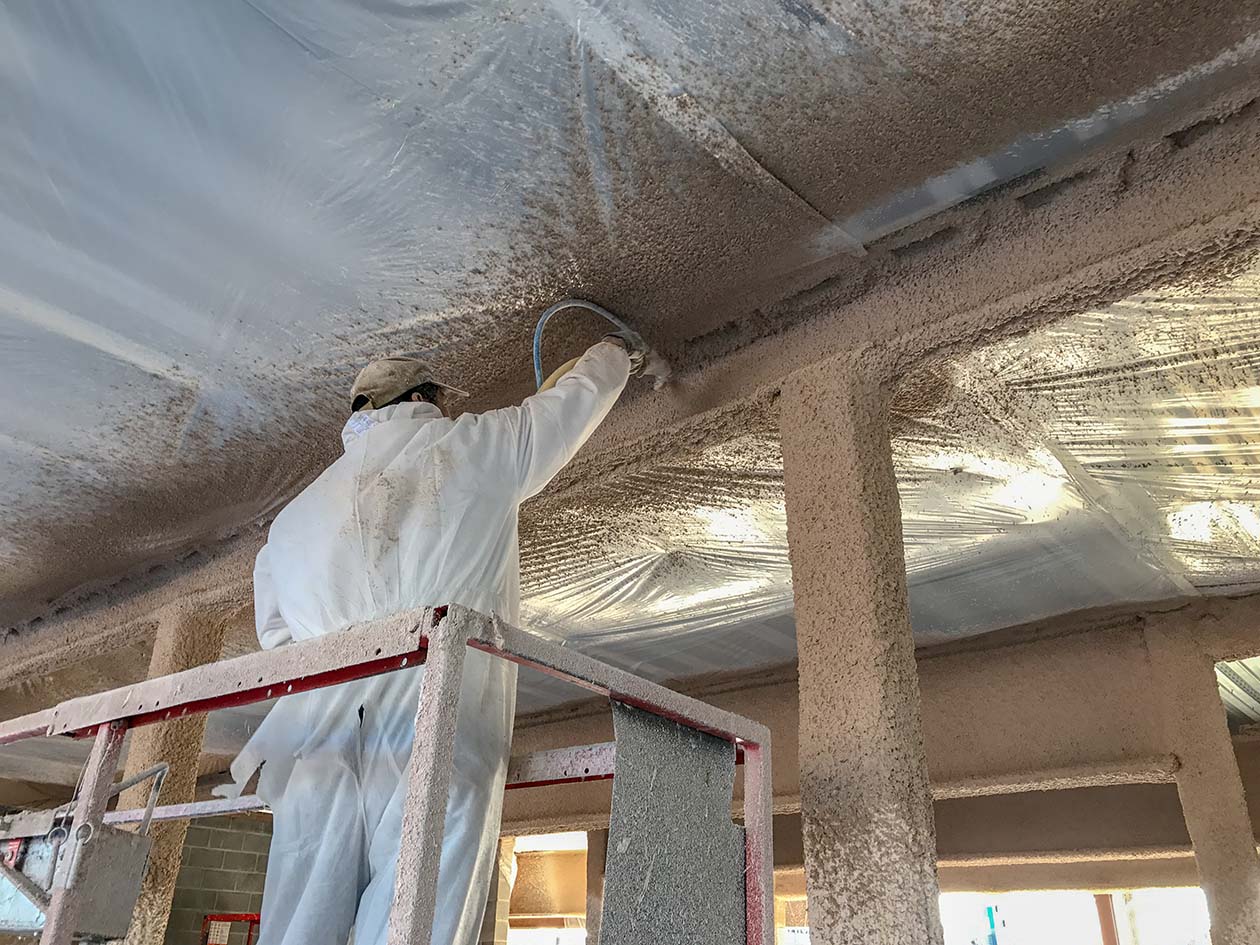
260,399,529,643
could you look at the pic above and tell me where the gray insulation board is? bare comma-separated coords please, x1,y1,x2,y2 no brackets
601,701,745,945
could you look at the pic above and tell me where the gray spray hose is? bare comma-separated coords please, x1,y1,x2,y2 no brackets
533,298,635,390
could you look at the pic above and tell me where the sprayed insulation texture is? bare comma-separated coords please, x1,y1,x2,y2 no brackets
4,1,1260,629
502,256,1260,713
1,82,1260,753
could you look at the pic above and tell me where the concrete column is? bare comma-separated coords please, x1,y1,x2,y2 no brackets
477,837,516,945
585,829,608,945
118,604,229,945
779,359,943,945
1145,619,1260,945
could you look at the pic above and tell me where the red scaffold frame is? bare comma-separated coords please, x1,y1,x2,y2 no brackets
0,605,773,945
200,912,260,945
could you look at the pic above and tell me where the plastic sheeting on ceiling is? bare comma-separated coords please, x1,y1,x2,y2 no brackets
3,268,1260,754
4,1,1260,627
512,263,1260,708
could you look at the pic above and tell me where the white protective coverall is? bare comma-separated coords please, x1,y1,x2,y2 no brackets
223,342,630,945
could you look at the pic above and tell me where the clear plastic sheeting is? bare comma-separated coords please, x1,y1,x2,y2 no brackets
522,436,792,646
517,433,798,710
519,263,1260,686
2,266,1258,751
956,278,1260,598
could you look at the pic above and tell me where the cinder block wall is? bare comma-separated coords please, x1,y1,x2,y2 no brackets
163,814,272,945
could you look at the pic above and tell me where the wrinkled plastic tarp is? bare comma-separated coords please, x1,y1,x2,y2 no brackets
517,268,1260,706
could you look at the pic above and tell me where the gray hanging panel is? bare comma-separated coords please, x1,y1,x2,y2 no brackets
601,701,745,945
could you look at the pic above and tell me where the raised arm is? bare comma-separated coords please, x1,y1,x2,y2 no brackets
513,340,631,499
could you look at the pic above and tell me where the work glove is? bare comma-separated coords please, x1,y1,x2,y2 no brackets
604,331,672,389
603,329,649,371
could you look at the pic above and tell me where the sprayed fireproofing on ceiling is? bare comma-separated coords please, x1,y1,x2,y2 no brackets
3,1,1260,629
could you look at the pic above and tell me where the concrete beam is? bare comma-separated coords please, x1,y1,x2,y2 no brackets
0,535,258,686
779,360,942,945
933,784,1193,863
545,80,1260,501
0,737,105,788
773,786,1207,894
780,856,1202,896
917,619,1175,795
934,857,1200,894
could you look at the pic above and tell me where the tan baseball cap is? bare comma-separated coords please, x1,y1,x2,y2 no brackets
349,353,469,410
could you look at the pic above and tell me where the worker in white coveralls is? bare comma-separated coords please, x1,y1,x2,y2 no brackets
219,332,650,945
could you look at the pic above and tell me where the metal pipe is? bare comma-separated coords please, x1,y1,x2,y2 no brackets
106,794,268,826
111,762,169,800
47,762,170,822
138,765,168,836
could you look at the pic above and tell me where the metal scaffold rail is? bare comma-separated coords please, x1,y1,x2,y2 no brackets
0,605,773,945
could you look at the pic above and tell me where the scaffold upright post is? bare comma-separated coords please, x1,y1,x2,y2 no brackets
40,720,127,945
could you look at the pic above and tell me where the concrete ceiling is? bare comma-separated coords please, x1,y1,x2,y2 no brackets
4,0,1260,634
